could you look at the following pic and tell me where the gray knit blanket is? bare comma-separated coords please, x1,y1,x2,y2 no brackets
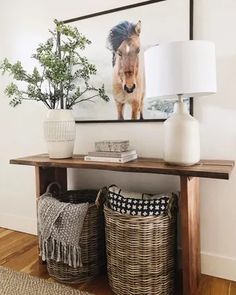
38,192,89,268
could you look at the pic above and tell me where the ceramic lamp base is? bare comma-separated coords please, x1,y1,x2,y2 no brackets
164,101,200,166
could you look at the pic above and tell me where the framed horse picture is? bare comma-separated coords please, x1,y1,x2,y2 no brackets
62,0,193,123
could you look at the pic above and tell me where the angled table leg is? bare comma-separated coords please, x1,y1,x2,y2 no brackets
180,176,201,295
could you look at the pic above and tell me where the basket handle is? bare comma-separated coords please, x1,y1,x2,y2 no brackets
95,187,109,208
45,182,62,196
167,192,179,218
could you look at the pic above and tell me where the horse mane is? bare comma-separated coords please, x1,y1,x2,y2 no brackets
107,21,137,67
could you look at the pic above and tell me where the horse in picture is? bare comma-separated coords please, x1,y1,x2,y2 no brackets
107,21,145,120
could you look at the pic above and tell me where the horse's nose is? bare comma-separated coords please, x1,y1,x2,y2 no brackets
124,84,136,93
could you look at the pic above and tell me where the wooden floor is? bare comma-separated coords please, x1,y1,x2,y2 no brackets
0,227,235,295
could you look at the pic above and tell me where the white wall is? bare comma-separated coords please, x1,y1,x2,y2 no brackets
0,0,236,281
194,0,236,280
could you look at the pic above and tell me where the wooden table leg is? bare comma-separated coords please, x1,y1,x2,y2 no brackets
180,176,201,295
35,166,67,263
35,166,67,198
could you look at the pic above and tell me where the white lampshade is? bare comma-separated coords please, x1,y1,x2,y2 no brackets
144,40,217,99
144,40,217,166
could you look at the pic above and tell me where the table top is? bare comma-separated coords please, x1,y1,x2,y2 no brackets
10,154,234,180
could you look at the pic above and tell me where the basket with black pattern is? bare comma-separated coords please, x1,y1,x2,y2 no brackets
45,185,106,284
107,185,171,216
104,186,178,295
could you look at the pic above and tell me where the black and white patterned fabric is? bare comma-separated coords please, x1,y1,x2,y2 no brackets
107,185,171,216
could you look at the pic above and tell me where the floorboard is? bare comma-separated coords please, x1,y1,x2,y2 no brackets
230,281,236,295
0,227,235,295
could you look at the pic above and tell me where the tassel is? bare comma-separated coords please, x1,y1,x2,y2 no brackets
73,246,77,268
39,238,83,267
50,239,54,260
41,240,46,261
68,245,72,267
45,240,48,260
56,241,61,262
63,245,67,265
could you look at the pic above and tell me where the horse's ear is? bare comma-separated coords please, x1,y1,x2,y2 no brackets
135,20,141,35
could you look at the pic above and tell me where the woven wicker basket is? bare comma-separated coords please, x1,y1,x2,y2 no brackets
46,189,106,284
104,201,177,295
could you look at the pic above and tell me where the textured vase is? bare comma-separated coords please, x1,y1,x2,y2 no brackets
44,110,76,159
164,101,200,166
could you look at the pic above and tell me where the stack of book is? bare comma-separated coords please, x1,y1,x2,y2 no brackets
84,140,138,163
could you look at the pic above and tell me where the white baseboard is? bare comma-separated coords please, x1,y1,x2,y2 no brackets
201,251,236,281
178,248,236,281
0,213,37,235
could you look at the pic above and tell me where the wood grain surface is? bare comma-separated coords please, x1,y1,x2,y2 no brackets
181,177,201,295
10,154,234,179
35,166,67,199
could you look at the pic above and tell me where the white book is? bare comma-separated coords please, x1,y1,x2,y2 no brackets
88,149,137,158
84,153,138,163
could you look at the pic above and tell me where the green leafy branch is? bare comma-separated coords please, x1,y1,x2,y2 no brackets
0,20,110,109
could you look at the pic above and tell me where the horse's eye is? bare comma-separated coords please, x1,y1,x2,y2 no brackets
118,51,122,57
137,48,140,54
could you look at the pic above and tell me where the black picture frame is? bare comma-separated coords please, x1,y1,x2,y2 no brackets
62,0,194,124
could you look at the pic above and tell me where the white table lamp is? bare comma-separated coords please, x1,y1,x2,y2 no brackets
144,40,217,166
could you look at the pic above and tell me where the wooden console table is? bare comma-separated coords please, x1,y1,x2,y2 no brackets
10,154,234,295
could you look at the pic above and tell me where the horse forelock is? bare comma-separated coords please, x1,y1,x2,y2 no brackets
112,52,116,67
107,21,137,55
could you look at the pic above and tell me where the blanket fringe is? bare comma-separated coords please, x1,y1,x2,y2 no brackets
40,237,82,268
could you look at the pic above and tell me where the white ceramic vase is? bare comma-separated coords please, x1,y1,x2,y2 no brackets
44,110,76,159
164,101,200,166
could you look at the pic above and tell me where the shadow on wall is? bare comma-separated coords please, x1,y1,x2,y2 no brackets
68,168,179,194
196,55,236,112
